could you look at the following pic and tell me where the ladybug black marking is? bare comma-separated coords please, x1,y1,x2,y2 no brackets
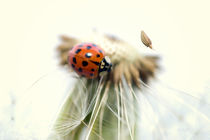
75,49,81,54
71,64,75,68
96,54,100,58
92,43,97,47
82,61,88,66
91,69,95,72
90,73,94,76
78,68,83,72
87,46,92,50
90,60,100,66
73,57,77,64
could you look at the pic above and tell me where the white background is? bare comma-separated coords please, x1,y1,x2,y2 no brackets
0,0,210,139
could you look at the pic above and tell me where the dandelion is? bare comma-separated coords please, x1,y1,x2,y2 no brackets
51,31,159,140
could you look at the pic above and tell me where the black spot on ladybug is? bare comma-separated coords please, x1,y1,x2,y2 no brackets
71,64,75,68
87,46,92,50
85,53,92,58
90,73,94,76
96,54,100,58
92,43,97,47
75,49,81,54
90,60,100,66
78,67,83,72
82,61,88,66
91,69,95,72
73,57,77,64
99,50,103,53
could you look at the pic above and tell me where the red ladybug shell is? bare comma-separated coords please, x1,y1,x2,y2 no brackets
68,43,105,79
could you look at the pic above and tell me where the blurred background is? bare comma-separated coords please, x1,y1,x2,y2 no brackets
0,0,210,139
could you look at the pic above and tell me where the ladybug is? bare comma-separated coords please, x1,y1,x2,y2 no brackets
68,43,112,79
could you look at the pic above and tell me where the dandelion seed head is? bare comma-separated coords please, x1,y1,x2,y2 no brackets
55,31,160,139
57,31,159,88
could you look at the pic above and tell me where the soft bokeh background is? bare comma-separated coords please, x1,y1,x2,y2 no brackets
0,0,210,139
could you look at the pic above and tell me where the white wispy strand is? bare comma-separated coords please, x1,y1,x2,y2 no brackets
114,84,121,140
137,79,210,139
119,83,133,140
140,79,210,124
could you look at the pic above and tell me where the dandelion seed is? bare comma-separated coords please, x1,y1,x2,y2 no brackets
141,30,153,49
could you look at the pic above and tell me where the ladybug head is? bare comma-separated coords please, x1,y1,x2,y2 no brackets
99,56,112,77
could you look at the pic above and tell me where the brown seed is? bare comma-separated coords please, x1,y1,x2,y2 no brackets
141,30,152,49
